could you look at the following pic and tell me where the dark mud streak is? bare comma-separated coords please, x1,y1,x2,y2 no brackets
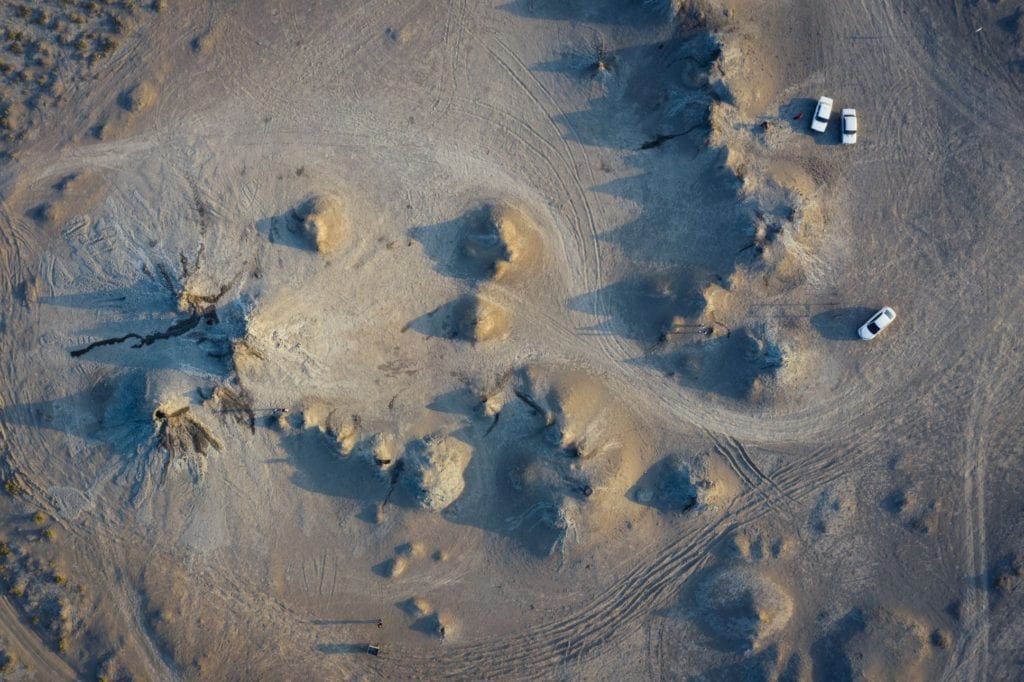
637,121,707,150
484,411,500,436
381,460,406,507
69,313,206,358
513,389,546,417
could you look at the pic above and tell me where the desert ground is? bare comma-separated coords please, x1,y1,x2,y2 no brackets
0,0,1022,679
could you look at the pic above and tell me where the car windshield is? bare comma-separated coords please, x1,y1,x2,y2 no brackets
867,322,880,334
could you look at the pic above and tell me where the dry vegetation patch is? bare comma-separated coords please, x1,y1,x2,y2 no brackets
0,0,160,152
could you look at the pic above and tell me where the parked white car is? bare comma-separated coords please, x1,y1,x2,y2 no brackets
858,307,896,340
841,108,858,144
811,96,833,132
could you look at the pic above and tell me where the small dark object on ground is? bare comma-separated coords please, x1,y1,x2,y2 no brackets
367,644,380,656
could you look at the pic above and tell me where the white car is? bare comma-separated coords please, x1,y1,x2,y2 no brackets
858,307,896,340
841,108,858,144
811,96,833,132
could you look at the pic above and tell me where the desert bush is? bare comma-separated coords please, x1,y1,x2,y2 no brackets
0,651,16,674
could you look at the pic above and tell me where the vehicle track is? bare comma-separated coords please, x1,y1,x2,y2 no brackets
378,435,854,677
464,27,632,368
473,38,593,285
944,307,1024,680
0,596,76,680
1,1,1021,678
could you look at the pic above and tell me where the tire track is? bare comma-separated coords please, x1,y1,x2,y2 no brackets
945,320,1023,680
704,428,805,513
711,435,759,492
726,436,796,506
447,96,581,289
486,34,633,367
474,38,591,285
381,455,840,678
386,516,731,676
489,34,604,274
427,0,468,129
465,26,628,366
0,596,77,680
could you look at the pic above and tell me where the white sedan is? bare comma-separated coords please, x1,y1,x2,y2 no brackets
811,96,833,132
842,108,858,144
858,307,896,340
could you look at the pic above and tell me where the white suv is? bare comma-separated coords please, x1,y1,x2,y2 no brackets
841,108,858,144
811,96,833,132
858,307,896,340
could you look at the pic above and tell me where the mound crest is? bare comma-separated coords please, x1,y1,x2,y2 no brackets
671,326,784,401
462,203,538,281
505,448,587,557
454,294,510,343
405,435,472,511
693,566,793,653
296,400,353,445
632,452,738,513
297,194,348,253
416,610,458,640
843,608,930,680
150,396,222,482
486,366,641,557
153,403,221,458
122,81,156,113
530,371,627,461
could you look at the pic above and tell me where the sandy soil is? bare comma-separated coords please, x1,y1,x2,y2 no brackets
0,0,1022,679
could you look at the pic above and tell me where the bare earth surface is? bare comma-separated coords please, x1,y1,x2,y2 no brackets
0,0,1022,679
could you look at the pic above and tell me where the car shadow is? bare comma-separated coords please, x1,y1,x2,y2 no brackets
498,0,668,26
316,643,372,655
811,307,876,341
779,97,844,145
